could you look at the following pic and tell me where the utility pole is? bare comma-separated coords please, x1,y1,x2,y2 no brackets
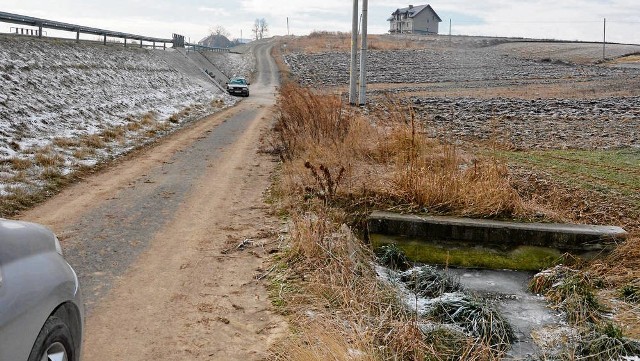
449,19,452,44
349,0,359,105
358,0,368,105
603,18,606,60
287,17,290,36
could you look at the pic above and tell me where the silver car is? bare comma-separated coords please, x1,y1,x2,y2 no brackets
0,219,83,361
226,77,250,97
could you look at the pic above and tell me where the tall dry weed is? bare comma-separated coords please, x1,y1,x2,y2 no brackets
273,82,526,218
274,83,354,161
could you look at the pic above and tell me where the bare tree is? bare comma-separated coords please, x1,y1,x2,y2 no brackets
252,18,269,40
210,25,231,38
252,19,261,40
258,18,269,39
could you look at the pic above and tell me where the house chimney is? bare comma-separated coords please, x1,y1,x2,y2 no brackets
409,4,413,8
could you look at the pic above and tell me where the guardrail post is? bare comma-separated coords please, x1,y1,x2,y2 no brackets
124,38,127,47
103,34,107,45
38,23,42,38
76,29,79,43
139,40,143,48
153,41,156,49
163,42,166,50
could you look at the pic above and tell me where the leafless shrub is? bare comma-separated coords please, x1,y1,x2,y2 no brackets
303,161,345,203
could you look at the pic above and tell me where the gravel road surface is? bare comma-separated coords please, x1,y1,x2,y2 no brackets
21,40,284,360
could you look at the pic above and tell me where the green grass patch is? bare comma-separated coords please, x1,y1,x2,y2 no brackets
497,148,640,207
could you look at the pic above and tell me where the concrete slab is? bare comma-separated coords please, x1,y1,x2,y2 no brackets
368,211,627,252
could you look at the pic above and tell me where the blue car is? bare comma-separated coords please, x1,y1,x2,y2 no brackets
0,219,83,361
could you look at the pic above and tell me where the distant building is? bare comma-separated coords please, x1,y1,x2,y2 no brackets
198,34,233,48
388,4,442,34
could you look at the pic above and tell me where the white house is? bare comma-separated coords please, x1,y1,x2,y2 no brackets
388,4,442,34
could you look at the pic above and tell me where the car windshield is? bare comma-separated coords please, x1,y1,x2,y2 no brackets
230,78,246,85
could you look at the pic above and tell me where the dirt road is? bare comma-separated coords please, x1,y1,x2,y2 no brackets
21,41,285,360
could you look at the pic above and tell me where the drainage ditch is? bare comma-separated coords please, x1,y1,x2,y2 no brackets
368,211,629,359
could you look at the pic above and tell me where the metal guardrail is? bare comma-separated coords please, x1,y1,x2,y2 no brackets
185,42,230,53
0,11,172,47
0,11,233,52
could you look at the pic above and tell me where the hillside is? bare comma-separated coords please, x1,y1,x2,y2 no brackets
0,34,253,213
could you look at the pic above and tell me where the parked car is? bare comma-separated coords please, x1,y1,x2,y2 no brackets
0,218,83,361
226,77,250,97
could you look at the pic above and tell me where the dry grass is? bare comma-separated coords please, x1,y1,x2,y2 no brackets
141,111,156,125
269,82,529,360
81,134,105,149
270,208,439,360
34,149,65,168
7,156,32,171
210,99,225,108
530,266,604,325
282,32,428,54
125,120,143,131
273,82,528,219
272,45,293,83
72,147,95,160
273,321,378,361
152,120,172,132
590,233,640,286
168,106,192,124
52,137,80,148
100,126,126,142
0,185,33,215
271,36,640,352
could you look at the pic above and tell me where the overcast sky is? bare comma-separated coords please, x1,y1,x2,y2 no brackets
2,1,639,44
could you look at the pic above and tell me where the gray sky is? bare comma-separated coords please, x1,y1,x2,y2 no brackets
2,1,639,44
